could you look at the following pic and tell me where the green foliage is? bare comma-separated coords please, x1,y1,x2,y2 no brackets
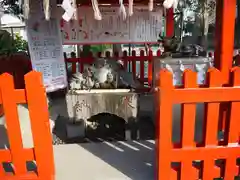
0,30,14,55
0,30,28,55
90,44,112,53
13,33,28,52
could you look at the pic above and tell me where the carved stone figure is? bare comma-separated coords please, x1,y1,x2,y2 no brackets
69,58,142,90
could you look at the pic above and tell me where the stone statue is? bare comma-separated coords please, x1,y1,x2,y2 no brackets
69,58,142,90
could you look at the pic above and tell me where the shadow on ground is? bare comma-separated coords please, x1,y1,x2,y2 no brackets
78,140,155,180
0,112,37,173
0,124,8,149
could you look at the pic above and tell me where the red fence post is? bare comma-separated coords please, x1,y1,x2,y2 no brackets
214,0,236,83
0,73,27,175
148,50,153,86
0,71,55,179
140,50,145,83
123,51,128,70
132,50,136,79
157,69,174,180
25,71,55,178
166,8,174,37
72,61,77,74
78,57,84,73
157,67,240,180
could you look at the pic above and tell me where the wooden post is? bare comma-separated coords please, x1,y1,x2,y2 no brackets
25,71,55,178
166,8,174,37
148,50,153,86
157,68,240,179
214,0,236,140
0,73,27,175
214,0,236,83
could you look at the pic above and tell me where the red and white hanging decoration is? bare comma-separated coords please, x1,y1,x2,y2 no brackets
128,0,133,16
119,0,127,20
43,0,50,20
91,0,102,20
149,0,153,11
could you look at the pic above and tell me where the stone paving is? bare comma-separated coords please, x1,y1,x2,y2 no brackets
54,141,155,180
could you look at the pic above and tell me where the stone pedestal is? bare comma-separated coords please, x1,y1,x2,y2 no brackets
153,57,213,87
65,90,139,140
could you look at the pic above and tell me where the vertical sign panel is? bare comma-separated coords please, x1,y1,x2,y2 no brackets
27,19,67,92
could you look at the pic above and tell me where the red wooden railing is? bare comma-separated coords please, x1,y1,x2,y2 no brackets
157,67,240,180
65,50,215,89
0,72,54,180
65,50,162,87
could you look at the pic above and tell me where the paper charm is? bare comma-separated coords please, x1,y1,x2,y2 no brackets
43,0,50,20
179,60,185,72
43,0,58,20
91,0,102,20
72,0,78,20
119,0,127,20
163,0,179,9
149,0,153,11
24,0,30,19
61,0,76,22
128,0,133,16
173,0,179,9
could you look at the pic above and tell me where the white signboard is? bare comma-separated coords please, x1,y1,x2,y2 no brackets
27,19,67,92
60,6,163,44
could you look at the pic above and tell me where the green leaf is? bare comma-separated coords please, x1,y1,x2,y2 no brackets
0,30,28,55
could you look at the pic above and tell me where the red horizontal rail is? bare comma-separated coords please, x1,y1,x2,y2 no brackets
65,50,160,91
157,68,240,180
0,72,55,179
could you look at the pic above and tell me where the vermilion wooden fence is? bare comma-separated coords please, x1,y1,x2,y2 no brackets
0,72,54,180
65,50,215,90
65,50,162,86
157,67,240,180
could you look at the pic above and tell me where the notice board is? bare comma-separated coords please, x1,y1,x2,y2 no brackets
27,19,67,92
60,6,164,44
